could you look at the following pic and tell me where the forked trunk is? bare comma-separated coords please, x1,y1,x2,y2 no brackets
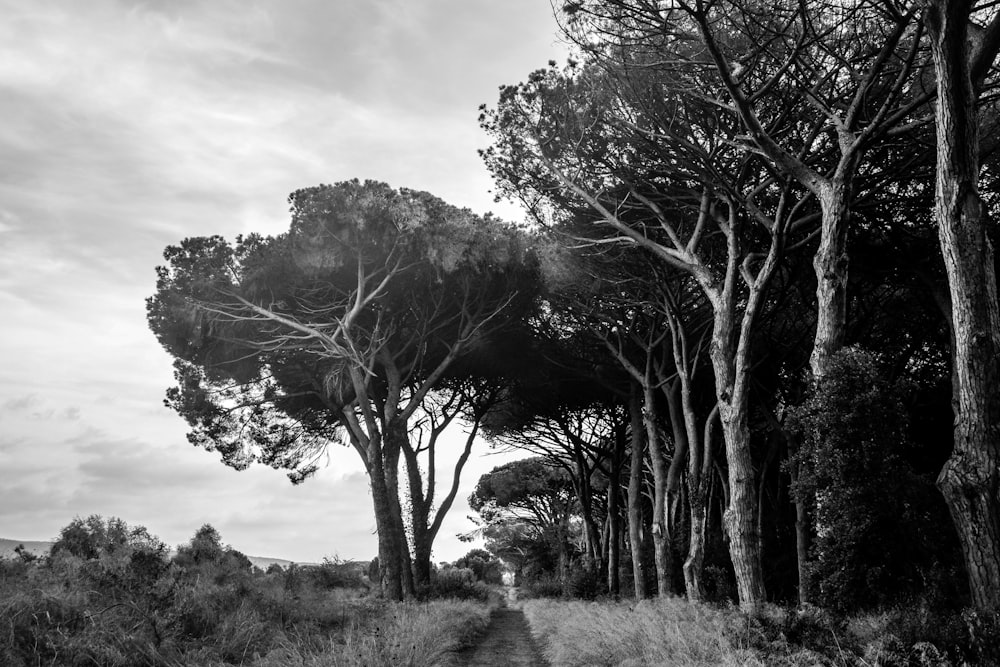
683,406,716,602
644,383,675,597
708,297,768,610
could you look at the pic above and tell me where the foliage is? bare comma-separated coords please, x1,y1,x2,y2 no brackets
51,514,167,562
0,516,491,666
421,566,493,602
470,457,580,590
148,179,540,599
453,548,504,585
786,348,962,611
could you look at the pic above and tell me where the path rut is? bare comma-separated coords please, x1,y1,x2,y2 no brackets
445,606,549,666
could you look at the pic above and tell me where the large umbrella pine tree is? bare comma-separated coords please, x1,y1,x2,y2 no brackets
147,180,538,599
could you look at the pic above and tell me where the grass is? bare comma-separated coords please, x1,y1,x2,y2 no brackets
521,597,732,667
0,554,495,667
252,599,494,667
518,598,991,667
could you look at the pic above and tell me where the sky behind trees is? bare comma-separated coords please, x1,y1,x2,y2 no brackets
0,0,562,562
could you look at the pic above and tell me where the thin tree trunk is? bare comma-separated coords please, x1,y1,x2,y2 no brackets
926,0,1000,611
788,452,811,606
684,405,717,602
607,436,624,597
573,455,603,572
644,382,676,597
627,390,648,600
557,513,571,596
402,443,432,588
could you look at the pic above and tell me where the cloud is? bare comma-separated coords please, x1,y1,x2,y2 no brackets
2,394,40,411
0,0,561,564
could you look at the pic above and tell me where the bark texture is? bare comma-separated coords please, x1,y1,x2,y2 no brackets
926,0,1000,611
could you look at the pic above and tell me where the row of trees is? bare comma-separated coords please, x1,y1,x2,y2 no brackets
149,0,1000,613
474,0,1000,612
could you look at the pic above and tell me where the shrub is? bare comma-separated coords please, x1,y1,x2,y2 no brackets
786,348,960,611
519,575,564,599
307,557,367,590
567,563,605,600
422,567,492,601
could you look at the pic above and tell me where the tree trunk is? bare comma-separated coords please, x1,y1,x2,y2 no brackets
627,390,648,600
644,383,676,597
810,176,854,380
709,299,768,610
369,447,404,600
607,431,624,597
926,0,1000,611
402,444,432,589
787,443,811,606
383,419,416,600
573,455,603,572
684,406,717,602
719,409,766,609
557,514,571,596
411,535,433,589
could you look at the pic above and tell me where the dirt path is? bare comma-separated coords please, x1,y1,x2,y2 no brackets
445,606,549,666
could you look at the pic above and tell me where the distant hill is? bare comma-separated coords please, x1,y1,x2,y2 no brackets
0,538,307,570
0,538,51,558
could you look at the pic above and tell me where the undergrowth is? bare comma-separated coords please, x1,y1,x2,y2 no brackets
520,598,999,667
0,519,494,667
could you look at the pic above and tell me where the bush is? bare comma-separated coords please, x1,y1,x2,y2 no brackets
422,567,492,601
519,575,564,599
567,564,605,600
0,517,398,666
306,557,367,591
787,349,961,611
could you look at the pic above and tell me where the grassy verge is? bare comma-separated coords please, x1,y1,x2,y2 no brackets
519,598,995,667
251,599,494,667
521,598,731,667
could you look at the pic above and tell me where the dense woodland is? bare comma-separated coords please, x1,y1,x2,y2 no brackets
142,0,1000,663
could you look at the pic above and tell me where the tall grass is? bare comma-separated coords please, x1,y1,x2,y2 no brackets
251,600,493,667
0,553,493,667
519,598,986,667
521,598,733,667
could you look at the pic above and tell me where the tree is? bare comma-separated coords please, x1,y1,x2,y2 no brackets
173,524,253,575
923,0,1000,611
469,457,579,593
401,380,505,587
51,515,166,562
559,0,933,381
148,180,538,600
482,52,814,608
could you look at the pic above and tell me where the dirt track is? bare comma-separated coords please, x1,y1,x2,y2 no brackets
445,606,549,666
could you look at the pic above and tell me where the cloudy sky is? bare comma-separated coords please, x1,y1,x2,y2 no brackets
0,0,564,563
